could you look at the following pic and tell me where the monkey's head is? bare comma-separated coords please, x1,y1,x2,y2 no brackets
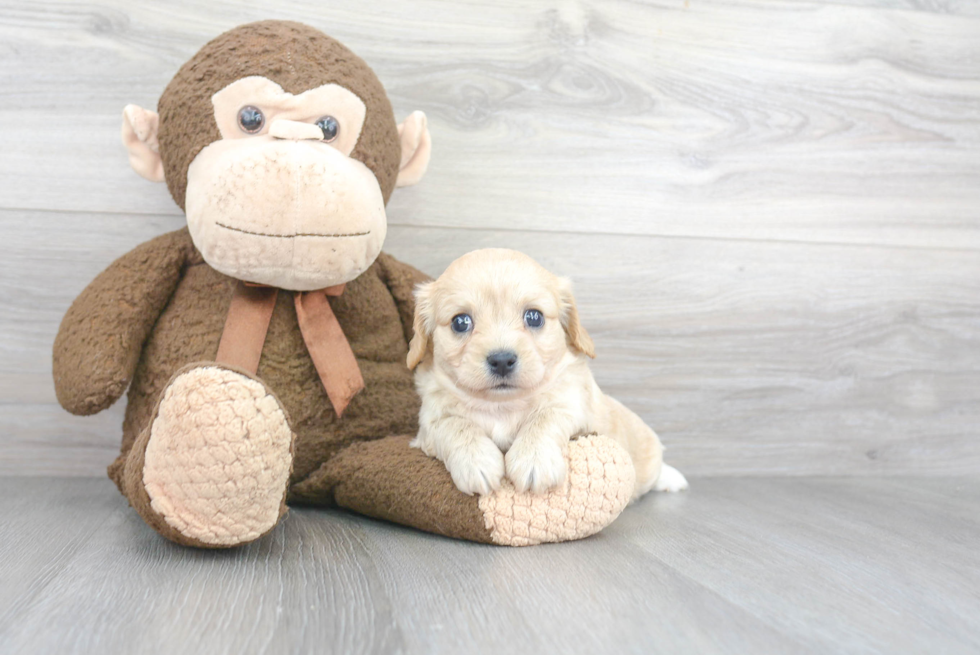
121,21,431,291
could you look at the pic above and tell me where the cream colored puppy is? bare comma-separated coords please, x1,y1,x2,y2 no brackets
406,248,688,499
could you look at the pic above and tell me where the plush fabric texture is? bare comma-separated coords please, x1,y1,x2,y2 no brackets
293,434,635,546
478,435,636,546
141,365,294,547
292,434,494,543
52,230,189,416
157,21,401,211
182,135,389,290
60,228,427,497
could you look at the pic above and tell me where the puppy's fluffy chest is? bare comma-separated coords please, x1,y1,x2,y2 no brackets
462,373,593,452
467,402,533,451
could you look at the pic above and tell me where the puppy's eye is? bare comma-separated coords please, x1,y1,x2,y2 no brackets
524,309,544,328
237,106,265,134
451,314,473,334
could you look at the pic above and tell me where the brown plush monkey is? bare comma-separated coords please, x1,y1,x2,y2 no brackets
53,21,635,548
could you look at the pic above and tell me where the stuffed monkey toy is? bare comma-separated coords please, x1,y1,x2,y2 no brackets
53,21,635,548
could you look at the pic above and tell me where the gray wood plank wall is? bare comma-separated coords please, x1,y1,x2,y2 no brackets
1,0,978,477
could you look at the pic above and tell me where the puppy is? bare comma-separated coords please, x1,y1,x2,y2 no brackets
406,248,688,499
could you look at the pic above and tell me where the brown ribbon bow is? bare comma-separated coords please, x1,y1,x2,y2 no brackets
215,281,365,417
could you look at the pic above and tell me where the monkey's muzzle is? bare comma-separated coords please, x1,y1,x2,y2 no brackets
184,138,387,291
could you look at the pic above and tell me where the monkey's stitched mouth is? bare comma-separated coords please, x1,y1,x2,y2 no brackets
215,222,370,239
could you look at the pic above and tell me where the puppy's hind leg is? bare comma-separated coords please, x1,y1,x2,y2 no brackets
633,439,688,495
605,396,688,498
653,464,689,493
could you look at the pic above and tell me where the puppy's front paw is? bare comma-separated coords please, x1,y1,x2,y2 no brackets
445,438,505,496
505,438,567,494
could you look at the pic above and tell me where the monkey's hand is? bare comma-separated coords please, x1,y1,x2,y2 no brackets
53,229,191,415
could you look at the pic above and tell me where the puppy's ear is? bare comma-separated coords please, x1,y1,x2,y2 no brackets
558,277,596,359
407,281,436,370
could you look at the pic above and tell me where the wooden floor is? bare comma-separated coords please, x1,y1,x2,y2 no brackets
1,476,978,654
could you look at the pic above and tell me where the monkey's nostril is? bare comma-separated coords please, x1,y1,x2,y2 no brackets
487,350,518,378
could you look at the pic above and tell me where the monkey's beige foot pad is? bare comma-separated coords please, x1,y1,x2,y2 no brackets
479,435,635,547
142,365,293,547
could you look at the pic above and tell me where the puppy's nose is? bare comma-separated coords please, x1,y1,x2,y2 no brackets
487,350,518,377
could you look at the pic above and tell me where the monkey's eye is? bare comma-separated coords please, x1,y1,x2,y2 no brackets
451,314,473,334
315,115,340,142
237,106,265,134
524,309,544,329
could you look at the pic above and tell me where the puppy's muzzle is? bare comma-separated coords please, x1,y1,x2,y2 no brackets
486,350,518,378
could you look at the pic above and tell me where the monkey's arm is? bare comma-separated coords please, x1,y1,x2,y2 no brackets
53,228,192,415
374,252,431,346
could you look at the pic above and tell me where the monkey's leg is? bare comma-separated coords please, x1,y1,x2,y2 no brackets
291,434,635,546
120,363,294,548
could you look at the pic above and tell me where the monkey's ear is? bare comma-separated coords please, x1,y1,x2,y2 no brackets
121,104,165,183
558,277,596,359
406,281,436,370
395,111,432,188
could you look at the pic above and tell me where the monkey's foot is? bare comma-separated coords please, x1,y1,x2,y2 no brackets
295,433,633,547
126,364,294,548
479,434,635,546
